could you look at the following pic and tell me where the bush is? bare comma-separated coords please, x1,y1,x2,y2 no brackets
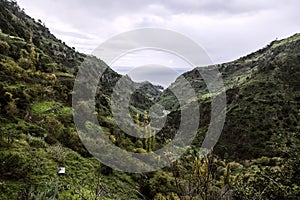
135,148,147,153
0,41,10,55
57,128,90,157
149,170,177,197
43,117,64,139
26,135,47,148
166,192,180,200
254,156,270,166
21,123,47,137
48,143,68,163
0,124,22,145
154,193,167,200
0,151,31,179
18,57,33,70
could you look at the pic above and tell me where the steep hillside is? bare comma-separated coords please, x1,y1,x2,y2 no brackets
215,34,300,159
158,33,300,160
0,0,158,199
0,0,85,72
149,34,300,199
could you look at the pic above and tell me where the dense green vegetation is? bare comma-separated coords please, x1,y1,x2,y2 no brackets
0,0,299,199
155,32,300,199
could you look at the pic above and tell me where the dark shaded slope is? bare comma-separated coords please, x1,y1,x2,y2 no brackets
159,33,300,160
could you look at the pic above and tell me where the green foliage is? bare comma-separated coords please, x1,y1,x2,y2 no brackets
0,123,22,145
57,128,89,157
154,193,167,200
31,101,61,115
234,165,300,199
149,170,177,197
0,151,41,180
48,143,68,163
21,179,61,200
0,40,10,55
26,135,47,148
43,117,64,139
0,0,299,199
18,56,33,70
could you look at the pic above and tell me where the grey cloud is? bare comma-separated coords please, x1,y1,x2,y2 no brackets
163,0,293,15
17,0,300,71
127,64,180,87
52,29,95,40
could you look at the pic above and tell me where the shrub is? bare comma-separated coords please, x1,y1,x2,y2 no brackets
135,148,147,153
18,57,33,70
43,117,64,139
154,193,167,200
26,135,47,148
0,41,10,55
254,156,270,166
5,100,19,116
48,143,68,163
0,124,22,145
149,170,176,197
0,151,31,179
57,129,90,157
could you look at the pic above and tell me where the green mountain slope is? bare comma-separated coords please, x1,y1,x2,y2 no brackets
150,33,300,199
159,33,300,160
215,34,300,159
0,0,159,199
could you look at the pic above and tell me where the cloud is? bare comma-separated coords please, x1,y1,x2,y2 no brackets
17,0,300,83
111,49,194,75
127,64,180,87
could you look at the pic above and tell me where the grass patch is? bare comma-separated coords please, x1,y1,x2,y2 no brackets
5,84,26,90
31,101,62,115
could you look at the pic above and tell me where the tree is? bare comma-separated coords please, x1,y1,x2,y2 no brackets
142,111,156,152
164,150,233,199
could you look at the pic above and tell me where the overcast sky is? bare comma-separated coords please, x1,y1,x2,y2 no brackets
17,0,300,87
